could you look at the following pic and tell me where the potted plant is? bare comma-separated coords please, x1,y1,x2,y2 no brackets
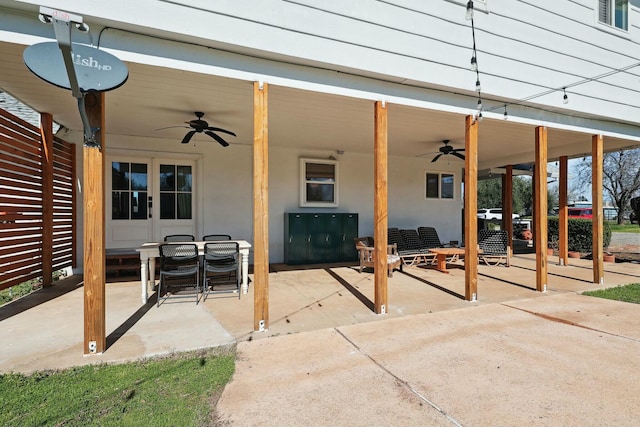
547,236,558,256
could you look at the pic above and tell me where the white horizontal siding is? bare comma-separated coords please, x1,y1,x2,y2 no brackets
9,0,640,125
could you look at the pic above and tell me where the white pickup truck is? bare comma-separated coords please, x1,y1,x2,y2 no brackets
477,208,520,220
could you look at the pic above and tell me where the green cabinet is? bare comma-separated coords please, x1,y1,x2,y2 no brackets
284,213,358,265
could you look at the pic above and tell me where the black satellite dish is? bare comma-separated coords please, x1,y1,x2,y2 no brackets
23,42,128,92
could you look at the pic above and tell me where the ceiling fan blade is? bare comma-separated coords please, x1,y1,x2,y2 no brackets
452,148,465,152
206,127,236,137
181,130,196,144
205,131,230,147
431,153,443,163
452,152,466,160
154,125,189,131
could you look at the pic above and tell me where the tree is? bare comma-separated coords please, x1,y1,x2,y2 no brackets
477,175,557,216
574,148,640,224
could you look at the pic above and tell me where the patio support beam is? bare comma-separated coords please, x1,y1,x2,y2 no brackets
464,115,478,301
559,156,569,265
253,81,270,331
533,126,548,292
502,165,513,249
373,100,388,314
40,112,54,287
591,135,604,284
83,92,106,355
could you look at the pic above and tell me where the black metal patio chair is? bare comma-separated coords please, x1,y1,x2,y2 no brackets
157,243,200,306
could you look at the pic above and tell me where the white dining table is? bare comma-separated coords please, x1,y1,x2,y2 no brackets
136,240,252,304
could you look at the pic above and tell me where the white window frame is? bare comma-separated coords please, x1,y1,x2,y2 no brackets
300,158,339,208
425,171,456,200
597,0,629,32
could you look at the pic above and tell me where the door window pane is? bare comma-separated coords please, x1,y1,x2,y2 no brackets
160,164,175,191
112,191,129,219
177,193,192,219
177,166,192,192
159,164,193,220
111,162,147,220
131,191,147,220
131,163,148,191
112,162,129,190
160,193,175,219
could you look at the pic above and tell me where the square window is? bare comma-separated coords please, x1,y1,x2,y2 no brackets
426,172,456,199
300,158,338,207
599,0,628,31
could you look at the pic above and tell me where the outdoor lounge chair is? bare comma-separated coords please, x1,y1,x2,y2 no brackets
387,228,433,267
354,237,401,278
478,229,511,266
417,226,450,249
418,226,458,262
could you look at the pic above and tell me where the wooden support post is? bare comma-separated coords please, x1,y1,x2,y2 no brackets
503,165,513,249
533,126,548,292
83,92,106,355
558,156,568,265
253,81,270,331
464,115,478,301
592,135,604,285
373,101,388,314
40,112,54,287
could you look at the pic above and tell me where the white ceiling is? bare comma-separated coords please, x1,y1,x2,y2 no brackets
1,39,637,170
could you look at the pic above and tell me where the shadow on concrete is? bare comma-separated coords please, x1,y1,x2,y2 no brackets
106,291,158,350
0,275,83,322
325,268,374,312
400,270,466,300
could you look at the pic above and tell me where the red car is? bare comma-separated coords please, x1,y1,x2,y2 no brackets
568,207,593,219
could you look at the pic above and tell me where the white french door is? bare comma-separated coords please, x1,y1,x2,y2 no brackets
106,157,196,248
106,158,153,248
152,158,196,241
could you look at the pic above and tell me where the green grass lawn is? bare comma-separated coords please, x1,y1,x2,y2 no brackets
583,283,640,304
0,348,235,427
607,222,640,233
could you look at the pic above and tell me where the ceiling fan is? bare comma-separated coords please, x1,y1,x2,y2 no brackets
419,140,465,163
156,111,236,146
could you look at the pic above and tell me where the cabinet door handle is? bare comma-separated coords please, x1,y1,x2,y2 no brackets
308,235,311,242
289,236,292,243
325,235,329,242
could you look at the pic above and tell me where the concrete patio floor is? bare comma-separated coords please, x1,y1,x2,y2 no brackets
3,253,640,425
1,253,638,374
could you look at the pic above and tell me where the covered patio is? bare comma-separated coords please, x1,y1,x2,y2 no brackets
2,3,640,358
2,252,638,374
